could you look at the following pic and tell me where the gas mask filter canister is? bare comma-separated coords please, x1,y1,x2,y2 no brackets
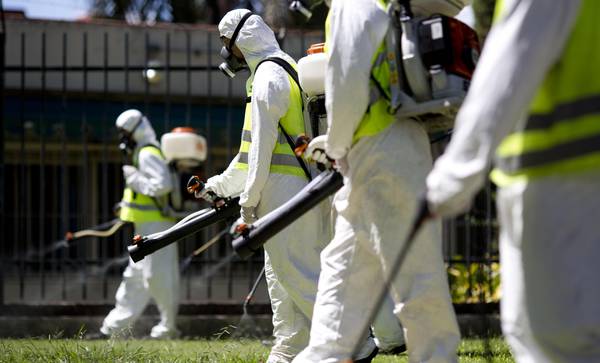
118,116,143,155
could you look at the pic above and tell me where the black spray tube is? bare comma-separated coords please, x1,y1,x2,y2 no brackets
128,197,240,262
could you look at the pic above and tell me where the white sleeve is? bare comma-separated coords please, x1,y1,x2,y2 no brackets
129,149,173,197
239,62,291,208
205,154,248,198
427,0,581,216
324,0,390,159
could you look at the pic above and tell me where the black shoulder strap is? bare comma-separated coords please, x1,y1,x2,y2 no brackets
278,122,312,181
256,57,304,94
255,57,311,181
229,12,253,52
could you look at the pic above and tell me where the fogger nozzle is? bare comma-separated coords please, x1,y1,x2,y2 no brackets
289,0,312,20
128,198,241,262
232,171,343,259
186,175,203,194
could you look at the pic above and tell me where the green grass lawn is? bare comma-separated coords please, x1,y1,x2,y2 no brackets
0,337,514,362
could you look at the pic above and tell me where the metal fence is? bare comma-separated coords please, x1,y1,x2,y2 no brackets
0,17,499,310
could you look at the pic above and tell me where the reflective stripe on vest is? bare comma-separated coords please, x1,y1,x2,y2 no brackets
234,64,307,179
324,10,331,53
119,145,173,223
491,0,600,186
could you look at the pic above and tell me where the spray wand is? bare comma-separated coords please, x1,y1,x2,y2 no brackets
30,218,132,258
180,227,231,273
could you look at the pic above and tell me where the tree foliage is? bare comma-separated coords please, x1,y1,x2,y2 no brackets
90,0,220,24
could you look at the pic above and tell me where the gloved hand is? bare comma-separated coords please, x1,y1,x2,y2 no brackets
426,172,474,218
194,186,216,203
122,165,138,186
240,206,257,224
306,135,333,169
229,217,244,234
229,217,246,237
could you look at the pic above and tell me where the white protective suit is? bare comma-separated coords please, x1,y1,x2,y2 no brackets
101,111,179,339
426,1,600,362
206,10,342,362
369,5,474,356
294,0,464,362
372,295,406,353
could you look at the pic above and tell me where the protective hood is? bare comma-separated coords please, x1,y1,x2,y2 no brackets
133,116,159,147
218,9,292,75
115,109,159,151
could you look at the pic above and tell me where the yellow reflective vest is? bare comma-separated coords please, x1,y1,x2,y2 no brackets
119,145,173,223
234,61,308,179
491,0,600,186
325,0,397,145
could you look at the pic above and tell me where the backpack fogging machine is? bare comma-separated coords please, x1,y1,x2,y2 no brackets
128,176,240,263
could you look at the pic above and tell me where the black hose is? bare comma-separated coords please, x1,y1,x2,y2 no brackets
232,171,343,259
128,198,240,262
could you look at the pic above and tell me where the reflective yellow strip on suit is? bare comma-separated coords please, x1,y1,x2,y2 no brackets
234,65,308,179
491,0,600,186
323,1,395,145
352,40,396,143
119,145,173,223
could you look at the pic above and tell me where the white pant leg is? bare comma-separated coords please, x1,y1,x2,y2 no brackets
264,251,311,363
293,210,380,363
258,176,330,362
388,219,460,363
137,221,180,338
101,221,179,338
101,258,151,335
295,120,459,363
369,121,459,363
498,170,600,363
372,294,405,351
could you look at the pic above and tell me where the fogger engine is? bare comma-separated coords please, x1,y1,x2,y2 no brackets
159,127,208,217
385,0,480,131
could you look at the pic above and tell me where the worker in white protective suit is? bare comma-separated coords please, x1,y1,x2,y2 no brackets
426,1,600,362
99,109,179,339
370,4,473,356
301,0,406,354
294,0,465,361
195,10,378,362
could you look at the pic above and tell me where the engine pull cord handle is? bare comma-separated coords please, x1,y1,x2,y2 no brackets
187,175,228,207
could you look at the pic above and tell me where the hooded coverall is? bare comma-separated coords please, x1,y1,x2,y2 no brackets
294,0,463,361
426,1,600,361
206,10,346,362
101,115,179,339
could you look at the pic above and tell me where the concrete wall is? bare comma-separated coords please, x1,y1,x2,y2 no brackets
4,17,324,100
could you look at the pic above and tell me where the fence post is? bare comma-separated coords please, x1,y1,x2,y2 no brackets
0,0,7,306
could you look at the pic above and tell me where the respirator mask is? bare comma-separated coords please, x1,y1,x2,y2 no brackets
218,12,253,78
118,116,143,155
